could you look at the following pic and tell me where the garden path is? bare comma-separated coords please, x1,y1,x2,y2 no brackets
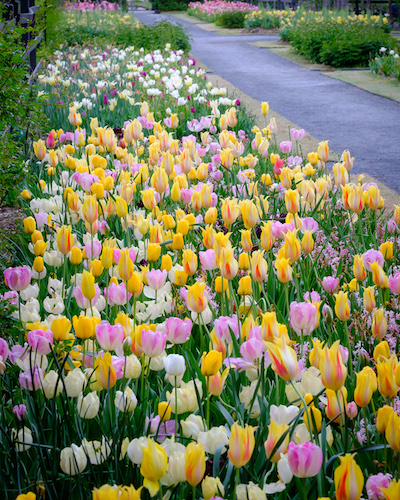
135,10,400,194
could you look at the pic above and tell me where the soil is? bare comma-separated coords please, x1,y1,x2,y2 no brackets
241,27,280,34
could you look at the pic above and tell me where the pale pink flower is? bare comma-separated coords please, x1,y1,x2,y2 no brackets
141,330,166,357
289,301,317,336
214,315,240,342
96,321,125,351
165,317,192,344
146,269,168,291
287,441,322,478
27,329,53,356
4,266,32,292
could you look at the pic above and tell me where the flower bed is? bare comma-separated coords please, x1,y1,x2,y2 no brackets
2,41,400,500
188,0,257,27
370,47,400,82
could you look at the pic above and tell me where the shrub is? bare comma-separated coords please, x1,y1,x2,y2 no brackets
289,19,397,67
216,10,246,28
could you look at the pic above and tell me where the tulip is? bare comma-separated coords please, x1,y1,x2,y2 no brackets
141,330,166,357
146,269,167,291
334,454,364,500
285,189,300,214
377,355,398,399
165,317,192,344
158,401,172,422
208,368,229,396
354,367,377,408
140,439,168,497
202,477,225,500
4,266,32,292
287,441,323,478
220,247,238,281
64,369,86,398
319,341,347,391
380,479,400,500
289,301,317,336
264,420,289,462
371,308,388,341
147,243,161,262
376,406,394,434
363,286,376,313
27,329,53,355
81,270,96,301
186,281,208,314
353,255,367,282
201,350,223,377
302,230,314,254
370,261,387,288
251,250,268,283
274,257,292,284
95,352,117,390
334,291,350,321
163,354,185,377
115,387,138,412
282,230,301,263
238,276,252,296
228,422,256,468
182,249,198,276
96,321,124,351
51,317,71,342
77,391,100,419
386,410,400,452
19,366,43,391
240,200,258,229
82,195,98,224
389,273,400,294
267,336,299,382
374,340,390,362
185,442,206,486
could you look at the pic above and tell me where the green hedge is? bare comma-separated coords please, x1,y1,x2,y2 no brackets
287,19,397,67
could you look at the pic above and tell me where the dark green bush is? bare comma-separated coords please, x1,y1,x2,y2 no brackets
290,19,397,67
216,11,246,28
153,0,191,11
120,20,191,51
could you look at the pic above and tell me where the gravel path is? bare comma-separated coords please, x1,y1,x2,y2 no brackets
136,11,400,193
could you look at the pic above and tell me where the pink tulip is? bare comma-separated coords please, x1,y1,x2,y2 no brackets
387,219,397,234
4,266,32,292
27,329,53,355
19,365,43,391
240,337,264,363
301,217,319,233
0,290,18,305
13,404,27,421
346,402,358,419
321,276,339,293
363,249,385,272
280,141,292,154
289,301,317,336
389,273,400,295
84,240,102,259
366,473,392,500
214,315,240,343
146,269,168,290
199,249,218,271
273,157,284,176
287,441,322,478
141,329,166,357
0,338,9,363
165,317,192,344
181,188,193,205
96,321,125,351
34,211,49,229
107,282,131,306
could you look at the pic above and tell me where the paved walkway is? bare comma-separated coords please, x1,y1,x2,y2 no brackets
135,11,400,193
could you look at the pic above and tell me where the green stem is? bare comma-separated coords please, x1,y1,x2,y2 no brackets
206,378,210,430
290,381,313,443
343,322,353,378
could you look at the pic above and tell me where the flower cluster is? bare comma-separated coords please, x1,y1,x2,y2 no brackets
3,42,400,500
188,0,257,23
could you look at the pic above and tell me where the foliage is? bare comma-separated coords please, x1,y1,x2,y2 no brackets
215,10,246,28
0,10,47,206
153,0,192,11
286,18,397,67
369,47,400,81
244,8,294,30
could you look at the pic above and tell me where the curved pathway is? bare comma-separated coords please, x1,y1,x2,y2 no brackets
136,11,400,193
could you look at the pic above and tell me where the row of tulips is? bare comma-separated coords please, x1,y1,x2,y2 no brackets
1,43,400,500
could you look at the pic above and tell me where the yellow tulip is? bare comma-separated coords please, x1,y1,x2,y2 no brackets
185,442,206,486
334,454,364,500
228,422,256,468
